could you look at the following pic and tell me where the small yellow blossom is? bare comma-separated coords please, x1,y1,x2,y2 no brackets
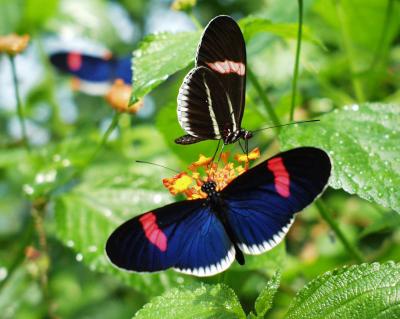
171,0,196,12
105,79,143,114
163,148,260,200
0,34,30,55
163,172,193,196
188,154,212,171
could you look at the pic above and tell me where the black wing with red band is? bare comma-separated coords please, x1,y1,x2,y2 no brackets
221,147,331,255
176,15,246,144
106,199,235,277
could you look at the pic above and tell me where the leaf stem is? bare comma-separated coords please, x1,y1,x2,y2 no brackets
315,199,363,263
289,0,304,121
9,55,30,151
335,0,366,102
247,67,281,130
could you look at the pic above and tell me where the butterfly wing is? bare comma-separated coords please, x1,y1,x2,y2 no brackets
50,52,114,82
113,56,133,84
176,66,237,143
220,147,331,254
196,15,246,126
106,199,235,277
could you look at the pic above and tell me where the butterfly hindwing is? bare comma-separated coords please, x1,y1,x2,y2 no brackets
196,15,246,126
105,199,235,277
221,147,331,255
177,66,236,141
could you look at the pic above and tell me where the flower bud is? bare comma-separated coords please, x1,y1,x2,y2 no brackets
105,79,143,114
0,34,30,55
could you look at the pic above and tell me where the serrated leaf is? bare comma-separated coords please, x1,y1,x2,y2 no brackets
254,271,281,318
239,16,321,45
280,103,400,213
284,262,400,319
130,31,201,103
134,283,246,319
53,162,195,296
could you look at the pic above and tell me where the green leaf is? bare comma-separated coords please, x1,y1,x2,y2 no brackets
254,271,281,318
284,262,400,319
133,283,246,319
53,161,195,296
280,103,400,213
130,31,201,103
239,16,321,45
230,242,286,274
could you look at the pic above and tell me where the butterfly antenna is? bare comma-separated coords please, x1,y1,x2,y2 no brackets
252,119,320,133
135,160,180,174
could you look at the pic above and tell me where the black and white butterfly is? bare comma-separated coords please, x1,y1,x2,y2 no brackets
175,15,252,146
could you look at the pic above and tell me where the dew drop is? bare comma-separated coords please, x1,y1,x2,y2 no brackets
66,240,74,248
76,253,83,262
23,184,34,195
62,159,71,167
88,245,97,253
176,276,184,284
0,267,8,281
153,194,162,204
351,104,359,111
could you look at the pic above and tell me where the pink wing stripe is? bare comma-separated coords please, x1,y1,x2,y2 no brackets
206,60,245,76
139,213,168,251
67,52,82,71
267,157,291,198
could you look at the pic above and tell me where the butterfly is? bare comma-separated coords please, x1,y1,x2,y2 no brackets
175,15,252,146
106,147,331,277
49,51,132,95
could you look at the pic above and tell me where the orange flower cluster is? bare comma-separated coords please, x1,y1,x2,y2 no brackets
0,34,30,55
105,79,143,114
163,148,260,199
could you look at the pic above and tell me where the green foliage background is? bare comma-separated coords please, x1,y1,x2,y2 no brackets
0,0,399,318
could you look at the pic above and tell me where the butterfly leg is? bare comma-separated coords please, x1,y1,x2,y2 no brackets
210,139,221,164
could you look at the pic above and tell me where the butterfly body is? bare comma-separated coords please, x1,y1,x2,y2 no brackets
106,147,331,277
175,16,251,146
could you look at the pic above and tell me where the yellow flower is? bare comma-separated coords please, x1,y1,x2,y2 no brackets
105,79,143,114
163,148,260,200
0,34,30,55
188,154,212,171
163,172,193,196
171,0,196,12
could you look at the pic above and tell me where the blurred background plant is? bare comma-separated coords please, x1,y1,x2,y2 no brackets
0,0,399,318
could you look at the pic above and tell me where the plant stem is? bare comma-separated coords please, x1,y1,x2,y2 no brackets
189,12,203,31
369,0,394,71
289,0,304,122
32,198,57,319
315,199,363,263
247,67,281,131
9,55,30,151
335,0,366,102
86,111,121,165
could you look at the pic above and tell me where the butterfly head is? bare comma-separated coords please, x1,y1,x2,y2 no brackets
241,129,253,140
201,181,218,197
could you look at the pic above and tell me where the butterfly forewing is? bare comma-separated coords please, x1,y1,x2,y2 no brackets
177,66,236,140
196,15,246,125
105,199,235,277
221,147,331,255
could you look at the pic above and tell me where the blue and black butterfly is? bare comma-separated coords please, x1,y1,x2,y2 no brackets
49,51,132,95
175,15,252,146
106,147,331,276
